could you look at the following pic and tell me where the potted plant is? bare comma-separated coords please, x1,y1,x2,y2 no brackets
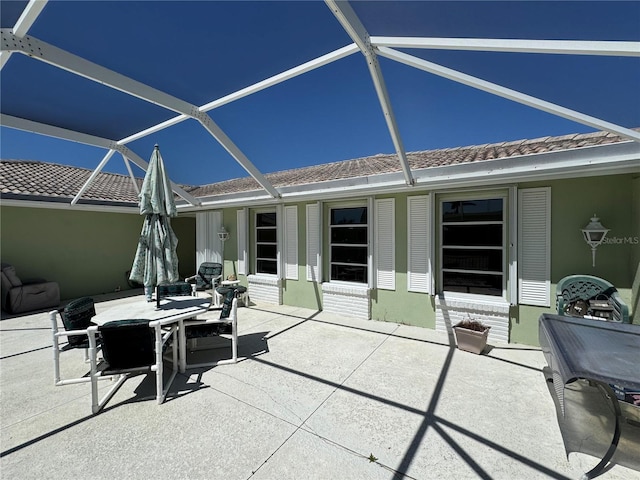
453,318,490,354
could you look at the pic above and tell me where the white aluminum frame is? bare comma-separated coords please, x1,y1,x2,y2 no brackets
2,0,639,209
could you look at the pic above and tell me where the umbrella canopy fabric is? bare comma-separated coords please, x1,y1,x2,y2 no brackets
129,146,179,298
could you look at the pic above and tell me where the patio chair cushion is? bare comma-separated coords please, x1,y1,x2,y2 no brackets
156,282,193,307
99,319,155,370
157,282,193,297
186,290,235,338
61,297,96,347
186,262,222,291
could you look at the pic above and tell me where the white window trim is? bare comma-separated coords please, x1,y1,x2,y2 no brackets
327,200,369,287
254,208,279,278
438,190,509,301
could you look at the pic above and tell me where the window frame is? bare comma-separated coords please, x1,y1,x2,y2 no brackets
328,202,369,285
254,209,278,276
438,191,508,300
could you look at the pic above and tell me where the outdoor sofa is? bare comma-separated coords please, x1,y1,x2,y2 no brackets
1,263,60,314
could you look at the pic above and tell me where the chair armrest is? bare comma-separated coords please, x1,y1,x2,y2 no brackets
185,275,197,282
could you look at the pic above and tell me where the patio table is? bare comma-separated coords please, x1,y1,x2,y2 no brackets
93,295,213,375
538,313,640,479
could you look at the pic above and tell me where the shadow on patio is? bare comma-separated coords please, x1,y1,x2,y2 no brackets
0,296,637,479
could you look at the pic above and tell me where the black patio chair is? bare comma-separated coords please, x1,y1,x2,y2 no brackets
156,281,194,308
88,318,178,414
50,297,114,387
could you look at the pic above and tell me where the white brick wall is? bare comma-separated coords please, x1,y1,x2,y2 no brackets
435,295,510,344
321,283,370,319
247,275,282,305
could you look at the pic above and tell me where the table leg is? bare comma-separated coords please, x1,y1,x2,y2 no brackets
155,324,163,404
581,383,622,480
179,319,186,373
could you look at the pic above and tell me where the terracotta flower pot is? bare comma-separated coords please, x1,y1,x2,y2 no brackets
453,322,490,354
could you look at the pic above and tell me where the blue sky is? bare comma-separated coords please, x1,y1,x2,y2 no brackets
1,1,639,187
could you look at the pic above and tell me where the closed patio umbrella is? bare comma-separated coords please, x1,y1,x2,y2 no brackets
129,145,179,301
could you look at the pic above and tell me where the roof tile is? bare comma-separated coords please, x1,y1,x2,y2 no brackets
1,128,637,204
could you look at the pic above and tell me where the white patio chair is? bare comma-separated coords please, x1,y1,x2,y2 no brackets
179,289,238,372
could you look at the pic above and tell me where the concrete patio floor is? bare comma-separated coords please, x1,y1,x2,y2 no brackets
1,293,639,480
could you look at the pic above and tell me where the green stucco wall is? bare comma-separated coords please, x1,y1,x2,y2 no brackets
220,173,635,345
1,206,195,302
511,174,638,343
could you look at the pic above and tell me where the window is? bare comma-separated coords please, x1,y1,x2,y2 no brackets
330,206,368,283
440,197,504,296
255,212,277,275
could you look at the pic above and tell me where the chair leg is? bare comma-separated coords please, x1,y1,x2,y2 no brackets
231,316,238,363
179,319,187,374
51,312,62,386
154,323,178,404
154,323,164,404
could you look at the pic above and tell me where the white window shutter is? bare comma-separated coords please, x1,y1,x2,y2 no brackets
306,203,320,282
237,209,247,275
518,187,551,307
284,205,298,280
375,198,395,290
407,195,431,293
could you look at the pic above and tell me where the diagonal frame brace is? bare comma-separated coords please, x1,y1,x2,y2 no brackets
191,109,281,199
0,113,201,206
1,28,280,199
377,47,640,144
325,0,414,186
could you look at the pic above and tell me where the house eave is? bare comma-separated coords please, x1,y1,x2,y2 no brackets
176,140,640,210
0,196,140,214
